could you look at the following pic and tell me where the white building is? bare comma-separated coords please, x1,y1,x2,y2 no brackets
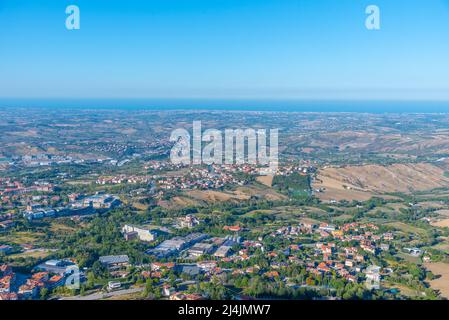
365,265,381,290
122,225,156,242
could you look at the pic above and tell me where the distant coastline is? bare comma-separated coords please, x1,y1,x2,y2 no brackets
1,98,449,113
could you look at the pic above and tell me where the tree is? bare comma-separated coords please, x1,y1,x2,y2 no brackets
92,261,106,278
86,271,96,289
40,287,49,300
143,279,155,298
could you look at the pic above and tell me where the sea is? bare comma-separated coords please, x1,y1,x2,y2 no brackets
1,98,449,113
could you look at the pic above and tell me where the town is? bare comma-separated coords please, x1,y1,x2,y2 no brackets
1,109,449,300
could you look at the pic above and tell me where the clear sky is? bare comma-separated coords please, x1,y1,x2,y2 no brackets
0,0,449,101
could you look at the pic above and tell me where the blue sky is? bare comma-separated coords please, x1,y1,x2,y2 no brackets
0,0,449,101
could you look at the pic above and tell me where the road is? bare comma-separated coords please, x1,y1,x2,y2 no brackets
60,287,144,300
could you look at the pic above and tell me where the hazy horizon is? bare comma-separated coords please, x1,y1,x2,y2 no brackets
1,98,449,113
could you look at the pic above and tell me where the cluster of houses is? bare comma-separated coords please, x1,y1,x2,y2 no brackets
0,178,57,222
150,162,318,195
0,259,79,300
94,161,315,194
0,178,53,197
274,164,316,176
268,222,399,288
202,163,315,177
2,218,406,300
157,166,246,191
177,215,200,229
144,160,184,171
96,175,152,185
88,162,317,201
126,238,266,299
22,193,121,221
142,160,315,176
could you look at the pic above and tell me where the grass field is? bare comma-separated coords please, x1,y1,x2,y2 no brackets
431,241,449,253
425,262,449,299
50,223,77,234
256,175,273,187
8,249,53,260
384,222,428,237
0,231,46,245
384,282,421,298
313,163,449,201
431,218,449,228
